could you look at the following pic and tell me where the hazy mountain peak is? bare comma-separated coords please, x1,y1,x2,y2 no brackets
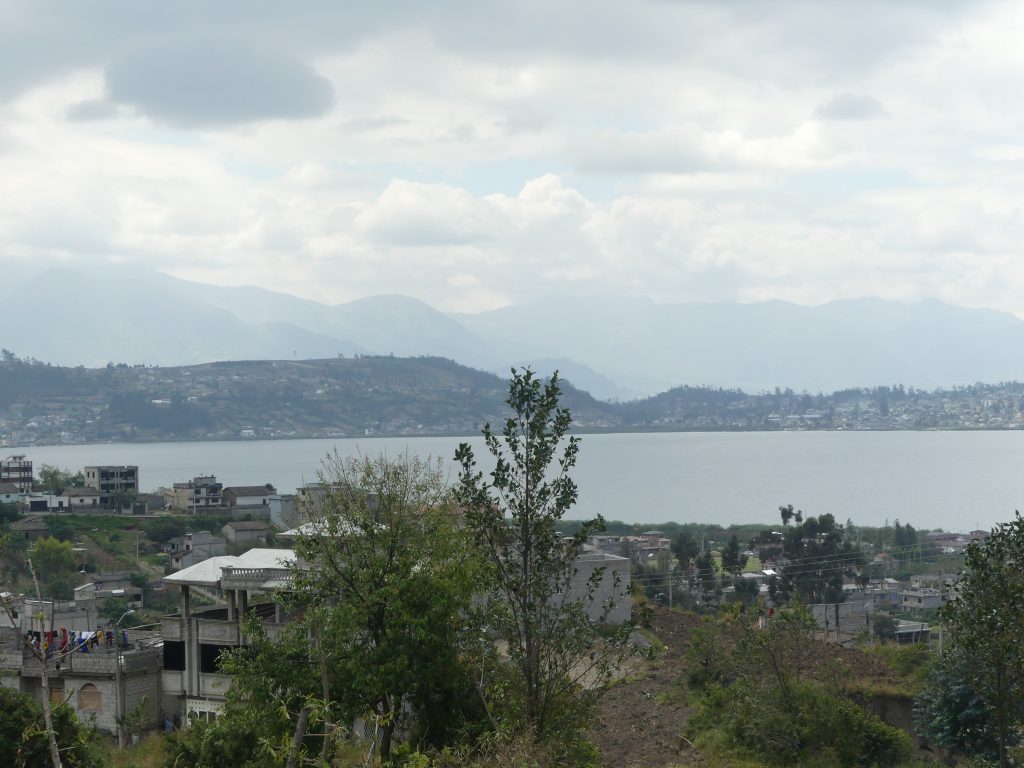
6,267,1024,396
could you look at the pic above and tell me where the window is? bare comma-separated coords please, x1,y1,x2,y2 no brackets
78,683,102,711
163,641,186,671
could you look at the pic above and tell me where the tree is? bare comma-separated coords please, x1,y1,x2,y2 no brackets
774,511,863,606
289,452,476,762
940,513,1024,767
720,534,748,576
142,517,187,543
37,465,84,494
671,529,700,572
455,369,629,747
0,555,79,767
108,489,136,513
693,550,719,604
915,645,1011,762
30,537,78,600
0,686,102,768
0,501,19,524
871,613,898,642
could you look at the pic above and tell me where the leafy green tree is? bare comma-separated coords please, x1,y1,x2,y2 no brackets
693,550,719,604
290,452,476,761
37,465,84,494
871,613,898,642
45,517,74,542
671,529,700,572
32,537,78,599
940,512,1024,767
99,596,140,626
915,645,1010,762
775,510,863,605
141,517,187,543
455,369,629,748
720,534,747,576
108,489,136,513
0,501,19,524
0,686,103,768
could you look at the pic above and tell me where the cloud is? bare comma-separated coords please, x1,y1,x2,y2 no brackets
355,180,502,246
815,93,886,120
6,1,1024,320
65,98,119,122
104,35,334,126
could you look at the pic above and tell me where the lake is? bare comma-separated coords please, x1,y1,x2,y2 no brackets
8,431,1024,531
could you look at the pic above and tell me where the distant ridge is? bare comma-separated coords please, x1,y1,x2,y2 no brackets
1,355,1023,446
6,267,1024,397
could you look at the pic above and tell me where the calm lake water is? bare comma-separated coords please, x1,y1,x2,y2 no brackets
9,431,1024,531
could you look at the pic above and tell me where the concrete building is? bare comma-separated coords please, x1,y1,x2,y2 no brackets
0,454,33,493
0,628,162,738
58,486,102,510
84,465,139,507
0,481,22,504
895,620,931,644
566,547,632,625
223,485,277,509
221,520,269,546
161,549,295,721
900,588,945,614
166,476,223,514
296,482,328,512
165,531,226,571
73,572,143,609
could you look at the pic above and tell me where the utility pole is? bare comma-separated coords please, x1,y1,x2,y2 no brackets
114,609,135,748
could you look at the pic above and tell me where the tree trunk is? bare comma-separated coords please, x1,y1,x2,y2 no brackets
287,706,310,768
380,719,395,763
38,649,63,768
997,667,1008,768
27,560,63,768
314,625,332,763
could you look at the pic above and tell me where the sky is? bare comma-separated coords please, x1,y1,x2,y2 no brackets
2,1,1024,314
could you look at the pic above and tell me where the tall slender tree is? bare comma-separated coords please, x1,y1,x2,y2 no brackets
941,513,1024,768
455,369,629,744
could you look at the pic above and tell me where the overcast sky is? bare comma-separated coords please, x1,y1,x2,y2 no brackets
3,1,1024,314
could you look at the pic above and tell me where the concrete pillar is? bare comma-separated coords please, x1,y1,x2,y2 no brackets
226,589,236,622
180,586,198,697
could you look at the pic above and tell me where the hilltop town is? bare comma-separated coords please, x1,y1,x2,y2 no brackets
3,353,1024,446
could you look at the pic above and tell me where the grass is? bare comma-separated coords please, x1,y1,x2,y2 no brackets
106,732,167,768
654,678,694,707
861,642,934,695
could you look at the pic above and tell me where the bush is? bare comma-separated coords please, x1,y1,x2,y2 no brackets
0,686,104,767
689,678,912,768
868,643,932,686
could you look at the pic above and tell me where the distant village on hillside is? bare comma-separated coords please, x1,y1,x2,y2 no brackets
3,354,1024,446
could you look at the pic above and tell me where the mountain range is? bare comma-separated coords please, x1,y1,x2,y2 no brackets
5,266,1024,399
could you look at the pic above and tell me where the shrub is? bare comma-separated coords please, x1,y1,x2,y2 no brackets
689,678,912,768
0,686,104,768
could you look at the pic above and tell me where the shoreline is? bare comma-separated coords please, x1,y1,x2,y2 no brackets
4,423,1020,450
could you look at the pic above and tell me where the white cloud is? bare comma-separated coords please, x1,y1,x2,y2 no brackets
3,1,1024,320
